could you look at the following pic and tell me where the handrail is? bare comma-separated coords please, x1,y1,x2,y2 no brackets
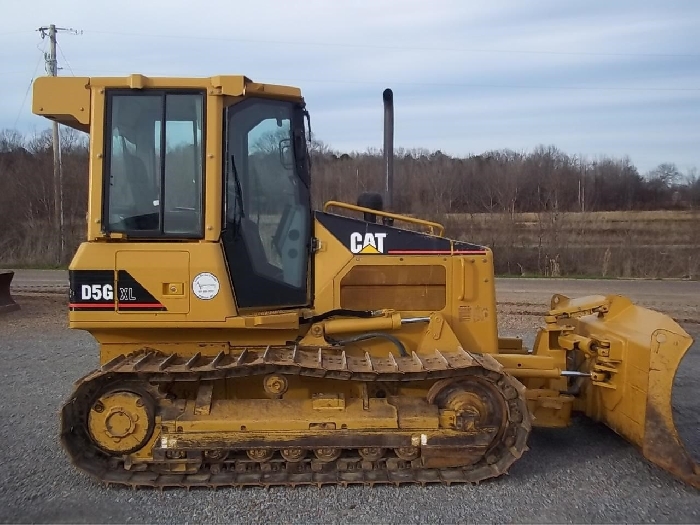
322,200,446,236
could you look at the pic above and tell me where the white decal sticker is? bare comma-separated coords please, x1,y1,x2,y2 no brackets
350,232,387,254
192,272,220,300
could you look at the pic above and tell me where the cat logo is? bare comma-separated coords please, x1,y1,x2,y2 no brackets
350,232,387,254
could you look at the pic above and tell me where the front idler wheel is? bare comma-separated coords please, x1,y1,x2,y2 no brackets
87,387,156,455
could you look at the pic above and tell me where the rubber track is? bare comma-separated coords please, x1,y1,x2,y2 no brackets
61,345,532,488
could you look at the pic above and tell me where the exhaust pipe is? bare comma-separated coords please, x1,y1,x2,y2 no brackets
383,88,394,216
356,88,394,225
0,271,20,314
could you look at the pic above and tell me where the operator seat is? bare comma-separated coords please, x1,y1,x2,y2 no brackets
122,152,159,230
240,217,283,281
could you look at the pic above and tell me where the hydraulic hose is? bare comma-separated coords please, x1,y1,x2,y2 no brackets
326,332,408,358
302,309,377,324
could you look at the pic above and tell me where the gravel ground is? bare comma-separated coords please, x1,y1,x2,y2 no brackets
0,294,698,524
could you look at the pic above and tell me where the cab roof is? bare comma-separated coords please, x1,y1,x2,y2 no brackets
32,74,303,132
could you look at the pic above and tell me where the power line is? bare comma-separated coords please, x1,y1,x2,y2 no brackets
7,66,700,93
56,41,75,76
13,40,47,130
0,30,36,37
84,29,700,59
280,77,700,92
54,71,697,93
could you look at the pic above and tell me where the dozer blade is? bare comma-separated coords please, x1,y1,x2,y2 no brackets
0,271,20,315
551,294,699,489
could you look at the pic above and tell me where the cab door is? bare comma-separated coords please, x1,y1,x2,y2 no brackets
221,97,312,311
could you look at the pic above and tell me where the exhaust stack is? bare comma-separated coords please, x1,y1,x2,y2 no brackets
383,88,394,214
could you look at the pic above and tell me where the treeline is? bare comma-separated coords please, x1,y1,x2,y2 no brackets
307,138,700,217
1,127,699,277
0,128,88,266
305,139,700,279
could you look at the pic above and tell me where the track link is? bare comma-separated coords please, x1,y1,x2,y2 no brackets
61,345,532,488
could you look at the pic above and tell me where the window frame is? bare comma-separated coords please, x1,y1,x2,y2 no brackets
102,88,207,239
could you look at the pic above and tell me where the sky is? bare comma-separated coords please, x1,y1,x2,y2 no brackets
2,0,699,175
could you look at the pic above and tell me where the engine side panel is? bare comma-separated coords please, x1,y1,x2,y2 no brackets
313,211,499,354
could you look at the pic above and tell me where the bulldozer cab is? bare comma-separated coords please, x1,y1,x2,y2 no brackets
34,74,314,313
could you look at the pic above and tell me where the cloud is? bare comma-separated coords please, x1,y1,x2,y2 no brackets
2,0,699,173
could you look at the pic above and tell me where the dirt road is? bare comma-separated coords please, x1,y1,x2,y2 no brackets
8,269,69,293
495,277,700,322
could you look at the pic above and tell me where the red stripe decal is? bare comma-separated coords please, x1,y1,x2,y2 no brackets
387,250,487,255
69,303,114,308
69,302,165,309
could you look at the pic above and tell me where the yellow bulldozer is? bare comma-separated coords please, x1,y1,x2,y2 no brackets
31,73,698,489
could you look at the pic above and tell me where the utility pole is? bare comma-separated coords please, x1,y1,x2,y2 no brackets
38,24,81,264
48,25,63,264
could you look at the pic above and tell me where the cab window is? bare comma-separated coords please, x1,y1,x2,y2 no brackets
104,90,204,237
